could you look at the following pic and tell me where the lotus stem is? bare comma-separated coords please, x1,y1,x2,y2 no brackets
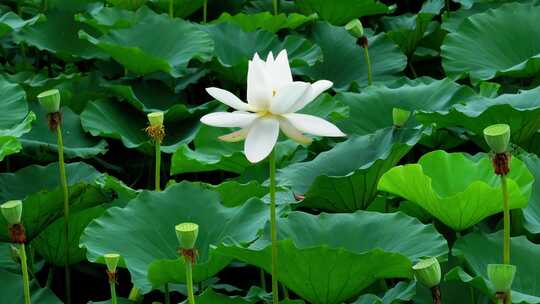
203,0,208,24
42,0,47,12
363,44,373,85
260,268,267,291
186,261,195,304
169,0,174,17
56,125,71,304
20,244,31,304
273,0,278,15
155,141,161,191
431,286,442,304
282,284,289,299
109,279,118,304
501,175,510,266
445,0,450,17
128,287,141,301
269,149,279,304
164,284,171,304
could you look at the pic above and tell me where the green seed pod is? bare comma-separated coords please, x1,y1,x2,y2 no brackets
412,257,441,288
147,112,164,127
175,222,199,249
37,89,61,114
345,19,364,38
104,253,121,273
487,263,516,292
483,124,510,154
392,108,411,127
1,200,23,225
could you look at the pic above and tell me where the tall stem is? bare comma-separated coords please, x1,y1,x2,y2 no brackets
445,0,450,17
272,0,278,15
501,175,510,264
20,244,31,304
56,125,71,304
110,279,118,304
169,0,174,17
203,0,208,24
363,45,373,86
164,284,171,304
269,149,279,304
260,268,267,291
155,141,161,192
43,0,48,12
186,261,195,304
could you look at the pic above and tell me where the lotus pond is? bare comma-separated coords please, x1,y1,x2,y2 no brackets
2,0,540,303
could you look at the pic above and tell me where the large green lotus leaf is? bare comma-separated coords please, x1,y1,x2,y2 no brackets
416,86,540,152
0,269,61,304
106,0,147,10
0,11,44,38
450,231,540,303
378,150,534,231
518,153,540,234
0,162,107,241
80,182,269,293
293,0,388,25
31,206,106,265
150,0,205,18
352,281,416,304
218,211,447,304
75,5,143,33
20,102,108,161
194,180,267,207
202,22,322,84
277,127,421,212
441,2,540,83
14,10,107,61
213,12,316,33
79,7,213,76
337,77,475,135
80,99,212,154
297,22,407,90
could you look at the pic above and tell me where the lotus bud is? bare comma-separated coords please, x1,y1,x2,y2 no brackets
175,222,199,249
483,124,510,154
147,112,164,127
412,257,441,288
104,253,121,273
392,108,411,127
1,200,23,225
345,19,364,38
487,264,516,292
37,89,61,114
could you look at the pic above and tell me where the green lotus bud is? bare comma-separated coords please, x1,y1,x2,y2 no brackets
175,222,199,249
487,264,516,292
483,124,510,153
147,111,164,126
37,89,61,113
345,19,364,38
104,253,121,273
392,108,411,127
1,200,22,225
412,257,441,288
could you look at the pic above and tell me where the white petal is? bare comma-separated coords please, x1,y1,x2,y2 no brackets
244,117,280,163
218,128,249,142
247,59,272,110
266,51,274,65
269,81,310,114
206,87,253,111
289,80,333,112
267,49,293,88
283,113,346,137
279,117,312,145
200,112,257,128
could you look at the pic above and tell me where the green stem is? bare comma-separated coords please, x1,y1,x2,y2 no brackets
128,287,140,301
155,141,161,192
445,0,450,17
260,268,267,291
501,175,510,264
20,244,31,304
363,45,373,85
186,261,195,304
272,0,278,15
169,0,174,17
281,284,289,299
56,125,71,304
269,149,279,304
46,266,54,288
164,284,171,304
110,279,118,304
43,0,48,12
203,0,208,24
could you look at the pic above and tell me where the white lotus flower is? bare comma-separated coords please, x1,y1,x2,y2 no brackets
200,50,346,163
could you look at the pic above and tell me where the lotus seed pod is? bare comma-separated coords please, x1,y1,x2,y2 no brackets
392,108,411,127
345,19,364,38
147,111,164,127
1,200,22,225
104,253,121,273
175,222,199,249
412,257,441,288
487,264,516,292
483,124,510,154
37,89,61,113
